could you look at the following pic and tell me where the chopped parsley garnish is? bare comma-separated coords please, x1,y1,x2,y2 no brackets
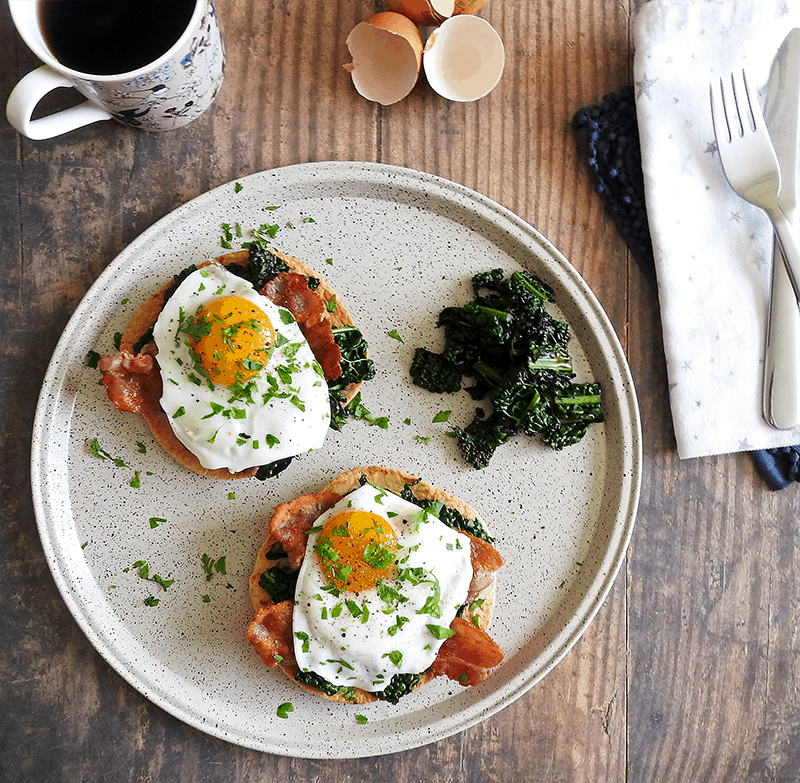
356,714,368,724
131,560,174,591
387,329,403,343
376,582,408,613
149,517,165,529
432,410,452,423
388,615,410,636
426,623,456,640
90,438,127,467
382,650,403,667
234,181,243,193
362,543,396,570
295,631,311,653
201,554,227,581
130,471,141,488
276,702,294,719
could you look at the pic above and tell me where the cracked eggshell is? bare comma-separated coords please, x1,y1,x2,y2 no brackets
344,12,424,106
386,0,454,26
423,14,504,102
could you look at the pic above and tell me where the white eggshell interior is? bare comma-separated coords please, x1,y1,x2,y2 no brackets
423,15,505,102
430,0,455,17
346,22,421,106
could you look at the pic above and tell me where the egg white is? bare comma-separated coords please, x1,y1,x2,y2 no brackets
293,483,474,693
152,264,330,473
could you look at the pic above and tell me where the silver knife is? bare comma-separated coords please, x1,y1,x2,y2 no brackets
763,28,800,430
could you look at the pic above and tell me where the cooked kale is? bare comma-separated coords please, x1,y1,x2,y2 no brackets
228,242,291,289
328,326,377,430
255,457,294,481
410,268,603,467
373,673,421,704
410,348,462,393
400,482,494,543
265,541,288,560
258,566,298,605
294,670,340,697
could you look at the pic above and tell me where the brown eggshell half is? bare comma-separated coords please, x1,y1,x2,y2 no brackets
386,0,454,26
344,12,424,106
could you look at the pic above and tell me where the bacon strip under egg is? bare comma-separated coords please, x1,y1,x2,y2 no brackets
260,272,343,381
246,600,503,687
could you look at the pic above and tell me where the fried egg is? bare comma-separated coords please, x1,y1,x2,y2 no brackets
293,482,474,692
152,264,330,473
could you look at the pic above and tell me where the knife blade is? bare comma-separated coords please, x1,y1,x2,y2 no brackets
762,28,800,430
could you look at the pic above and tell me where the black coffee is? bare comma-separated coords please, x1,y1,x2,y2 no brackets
39,0,196,76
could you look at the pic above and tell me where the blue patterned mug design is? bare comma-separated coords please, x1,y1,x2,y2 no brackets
7,0,225,139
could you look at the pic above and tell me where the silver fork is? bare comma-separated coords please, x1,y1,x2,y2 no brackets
710,69,800,303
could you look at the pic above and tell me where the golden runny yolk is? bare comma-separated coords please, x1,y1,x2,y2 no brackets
316,510,399,593
191,296,275,387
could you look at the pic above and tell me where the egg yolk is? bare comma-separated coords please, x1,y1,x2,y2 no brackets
191,296,275,387
316,510,399,593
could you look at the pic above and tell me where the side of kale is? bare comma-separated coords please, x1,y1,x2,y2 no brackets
410,268,603,467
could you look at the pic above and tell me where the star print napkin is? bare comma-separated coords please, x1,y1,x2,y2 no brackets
633,0,800,459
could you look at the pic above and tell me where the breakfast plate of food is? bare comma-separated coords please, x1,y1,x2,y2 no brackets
31,161,641,758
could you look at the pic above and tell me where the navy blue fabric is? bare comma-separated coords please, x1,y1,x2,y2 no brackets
572,87,800,490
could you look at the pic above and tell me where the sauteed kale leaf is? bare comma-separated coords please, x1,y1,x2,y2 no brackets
410,268,603,468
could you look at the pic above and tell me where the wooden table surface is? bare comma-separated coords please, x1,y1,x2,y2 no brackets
4,1,800,780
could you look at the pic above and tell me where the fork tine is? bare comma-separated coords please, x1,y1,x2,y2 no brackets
736,69,756,132
710,78,730,144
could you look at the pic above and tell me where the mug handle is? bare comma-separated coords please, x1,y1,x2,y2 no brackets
6,65,113,140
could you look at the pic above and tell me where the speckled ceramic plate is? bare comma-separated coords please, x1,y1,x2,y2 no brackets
31,161,641,759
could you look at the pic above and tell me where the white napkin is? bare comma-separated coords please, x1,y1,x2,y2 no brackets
633,0,800,458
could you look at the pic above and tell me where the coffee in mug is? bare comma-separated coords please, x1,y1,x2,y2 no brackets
6,0,225,139
38,0,197,76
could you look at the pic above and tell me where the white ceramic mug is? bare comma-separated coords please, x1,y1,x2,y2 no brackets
6,0,225,139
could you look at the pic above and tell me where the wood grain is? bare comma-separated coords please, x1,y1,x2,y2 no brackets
6,0,800,780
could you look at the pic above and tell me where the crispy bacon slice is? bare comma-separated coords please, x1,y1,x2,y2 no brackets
268,491,342,569
429,617,505,686
465,532,504,601
246,608,504,688
261,272,342,380
98,347,160,414
246,600,297,668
